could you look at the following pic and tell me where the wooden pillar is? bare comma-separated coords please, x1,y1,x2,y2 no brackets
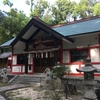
25,43,28,74
25,54,28,74
54,39,58,65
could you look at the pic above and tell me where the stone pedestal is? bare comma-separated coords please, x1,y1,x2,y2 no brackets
83,89,97,100
82,80,97,100
56,78,62,90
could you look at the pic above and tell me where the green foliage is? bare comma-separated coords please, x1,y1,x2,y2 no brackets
93,3,100,16
42,14,55,26
26,0,49,18
26,0,34,12
31,0,48,18
72,0,96,19
51,0,76,25
0,8,30,45
50,92,61,100
3,0,13,7
0,82,8,87
10,98,29,100
6,90,29,100
53,64,70,79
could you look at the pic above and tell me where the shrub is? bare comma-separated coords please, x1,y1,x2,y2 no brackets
53,63,70,79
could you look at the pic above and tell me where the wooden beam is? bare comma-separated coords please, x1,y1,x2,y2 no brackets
28,40,54,45
27,36,55,45
28,28,40,41
34,24,50,35
20,38,28,43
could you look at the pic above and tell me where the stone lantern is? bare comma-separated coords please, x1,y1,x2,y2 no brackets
76,57,97,100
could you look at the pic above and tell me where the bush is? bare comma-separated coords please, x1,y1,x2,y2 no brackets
53,63,70,79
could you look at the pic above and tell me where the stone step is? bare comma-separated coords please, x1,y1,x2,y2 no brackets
12,80,43,83
11,75,45,84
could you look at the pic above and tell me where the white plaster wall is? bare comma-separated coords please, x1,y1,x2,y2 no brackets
28,59,33,64
13,41,25,54
28,54,33,64
34,30,49,39
22,65,33,73
12,65,33,73
12,66,21,72
28,66,33,72
93,64,100,69
63,51,70,63
93,65,100,74
12,56,17,65
63,34,99,49
90,48,100,62
22,26,37,39
67,65,79,73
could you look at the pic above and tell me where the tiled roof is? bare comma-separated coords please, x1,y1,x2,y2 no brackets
0,38,15,47
53,17,100,36
0,52,11,59
1,17,100,48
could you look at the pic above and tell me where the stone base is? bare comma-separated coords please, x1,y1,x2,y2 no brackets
83,89,97,100
56,78,62,89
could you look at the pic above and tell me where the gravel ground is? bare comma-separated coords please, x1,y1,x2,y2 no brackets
5,84,83,100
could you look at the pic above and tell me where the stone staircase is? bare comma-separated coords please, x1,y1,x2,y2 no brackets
10,74,45,85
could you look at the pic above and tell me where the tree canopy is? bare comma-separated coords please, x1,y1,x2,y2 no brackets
50,0,76,25
93,3,100,15
0,0,30,45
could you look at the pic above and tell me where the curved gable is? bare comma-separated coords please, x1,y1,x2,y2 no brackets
11,17,72,47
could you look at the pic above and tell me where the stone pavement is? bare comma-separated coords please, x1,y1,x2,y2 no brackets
0,95,5,100
0,76,100,100
0,84,30,100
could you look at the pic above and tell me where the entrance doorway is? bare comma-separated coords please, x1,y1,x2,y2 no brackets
34,51,59,73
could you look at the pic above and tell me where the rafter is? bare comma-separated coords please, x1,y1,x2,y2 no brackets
20,38,28,43
28,28,40,41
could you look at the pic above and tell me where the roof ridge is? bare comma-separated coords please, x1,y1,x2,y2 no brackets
33,16,51,28
52,16,100,28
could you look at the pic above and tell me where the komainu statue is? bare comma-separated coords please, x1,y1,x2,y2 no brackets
1,68,8,83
